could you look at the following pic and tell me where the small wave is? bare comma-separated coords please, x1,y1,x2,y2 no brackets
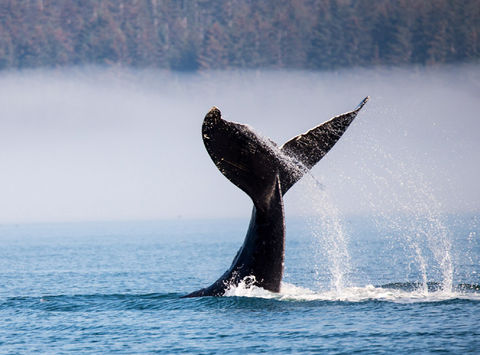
224,281,480,303
3,285,480,312
0,293,181,312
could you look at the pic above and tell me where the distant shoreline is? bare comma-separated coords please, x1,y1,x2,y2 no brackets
1,0,478,71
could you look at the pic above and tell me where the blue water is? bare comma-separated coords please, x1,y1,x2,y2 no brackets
1,216,479,353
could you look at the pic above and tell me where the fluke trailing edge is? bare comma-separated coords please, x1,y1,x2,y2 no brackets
183,97,369,297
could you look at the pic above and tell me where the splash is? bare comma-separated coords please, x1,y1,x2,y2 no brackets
356,138,455,293
224,281,480,303
301,175,352,293
242,119,457,296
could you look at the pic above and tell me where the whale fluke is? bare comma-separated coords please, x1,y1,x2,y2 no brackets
183,97,369,297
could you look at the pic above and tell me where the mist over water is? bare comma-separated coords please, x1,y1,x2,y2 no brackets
0,64,478,223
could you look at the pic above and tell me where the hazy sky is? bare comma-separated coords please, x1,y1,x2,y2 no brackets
0,65,478,223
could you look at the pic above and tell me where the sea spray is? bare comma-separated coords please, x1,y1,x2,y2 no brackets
242,119,454,295
301,175,352,293
355,138,454,293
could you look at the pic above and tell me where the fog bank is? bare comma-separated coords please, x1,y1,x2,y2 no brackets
0,65,478,223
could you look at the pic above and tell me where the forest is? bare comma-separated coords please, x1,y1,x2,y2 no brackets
0,0,478,71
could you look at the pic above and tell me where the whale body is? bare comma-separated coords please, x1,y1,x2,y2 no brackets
183,97,369,297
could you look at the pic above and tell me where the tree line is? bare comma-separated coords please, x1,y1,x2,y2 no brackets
0,0,478,71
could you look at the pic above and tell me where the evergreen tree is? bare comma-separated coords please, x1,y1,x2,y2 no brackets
0,0,478,71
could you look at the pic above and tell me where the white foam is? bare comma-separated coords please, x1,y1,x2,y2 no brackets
224,281,480,303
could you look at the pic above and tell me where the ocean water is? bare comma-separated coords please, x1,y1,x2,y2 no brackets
0,215,479,354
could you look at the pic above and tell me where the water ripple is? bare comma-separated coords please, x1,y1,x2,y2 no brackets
3,282,478,315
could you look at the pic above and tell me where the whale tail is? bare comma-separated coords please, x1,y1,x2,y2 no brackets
202,97,369,205
184,97,369,297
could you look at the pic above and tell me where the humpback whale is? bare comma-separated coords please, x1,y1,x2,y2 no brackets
184,97,369,297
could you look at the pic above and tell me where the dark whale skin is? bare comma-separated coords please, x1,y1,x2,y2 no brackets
183,97,369,297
